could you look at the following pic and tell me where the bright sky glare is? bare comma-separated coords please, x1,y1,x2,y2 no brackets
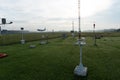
0,0,119,31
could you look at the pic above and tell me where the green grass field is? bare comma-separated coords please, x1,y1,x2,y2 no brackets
0,32,64,45
0,36,120,80
0,32,119,45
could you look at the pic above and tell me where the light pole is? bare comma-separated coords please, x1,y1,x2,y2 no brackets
20,27,25,44
74,0,87,76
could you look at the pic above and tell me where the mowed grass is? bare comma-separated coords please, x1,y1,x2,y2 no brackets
0,37,120,80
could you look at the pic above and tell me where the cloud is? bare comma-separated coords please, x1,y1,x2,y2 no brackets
0,0,118,31
88,0,120,28
0,0,113,18
80,0,113,17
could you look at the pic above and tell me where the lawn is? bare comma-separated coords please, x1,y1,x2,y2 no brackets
0,37,120,80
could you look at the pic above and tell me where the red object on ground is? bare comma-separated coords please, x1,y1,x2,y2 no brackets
0,53,8,58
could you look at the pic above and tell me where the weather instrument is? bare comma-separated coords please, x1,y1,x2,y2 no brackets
0,18,13,57
93,23,97,46
74,0,88,77
0,18,13,35
1,18,13,25
20,27,25,44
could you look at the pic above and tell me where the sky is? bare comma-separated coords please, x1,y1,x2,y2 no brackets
0,0,120,31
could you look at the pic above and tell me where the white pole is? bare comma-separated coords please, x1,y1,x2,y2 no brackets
20,27,25,44
78,0,83,66
22,31,23,40
93,23,97,46
80,43,82,65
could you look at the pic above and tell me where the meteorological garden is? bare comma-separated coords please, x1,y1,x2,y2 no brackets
0,0,120,80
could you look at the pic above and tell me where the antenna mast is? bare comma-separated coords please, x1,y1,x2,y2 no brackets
74,0,87,76
78,0,81,39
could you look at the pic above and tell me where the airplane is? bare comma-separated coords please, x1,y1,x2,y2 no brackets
37,28,46,31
